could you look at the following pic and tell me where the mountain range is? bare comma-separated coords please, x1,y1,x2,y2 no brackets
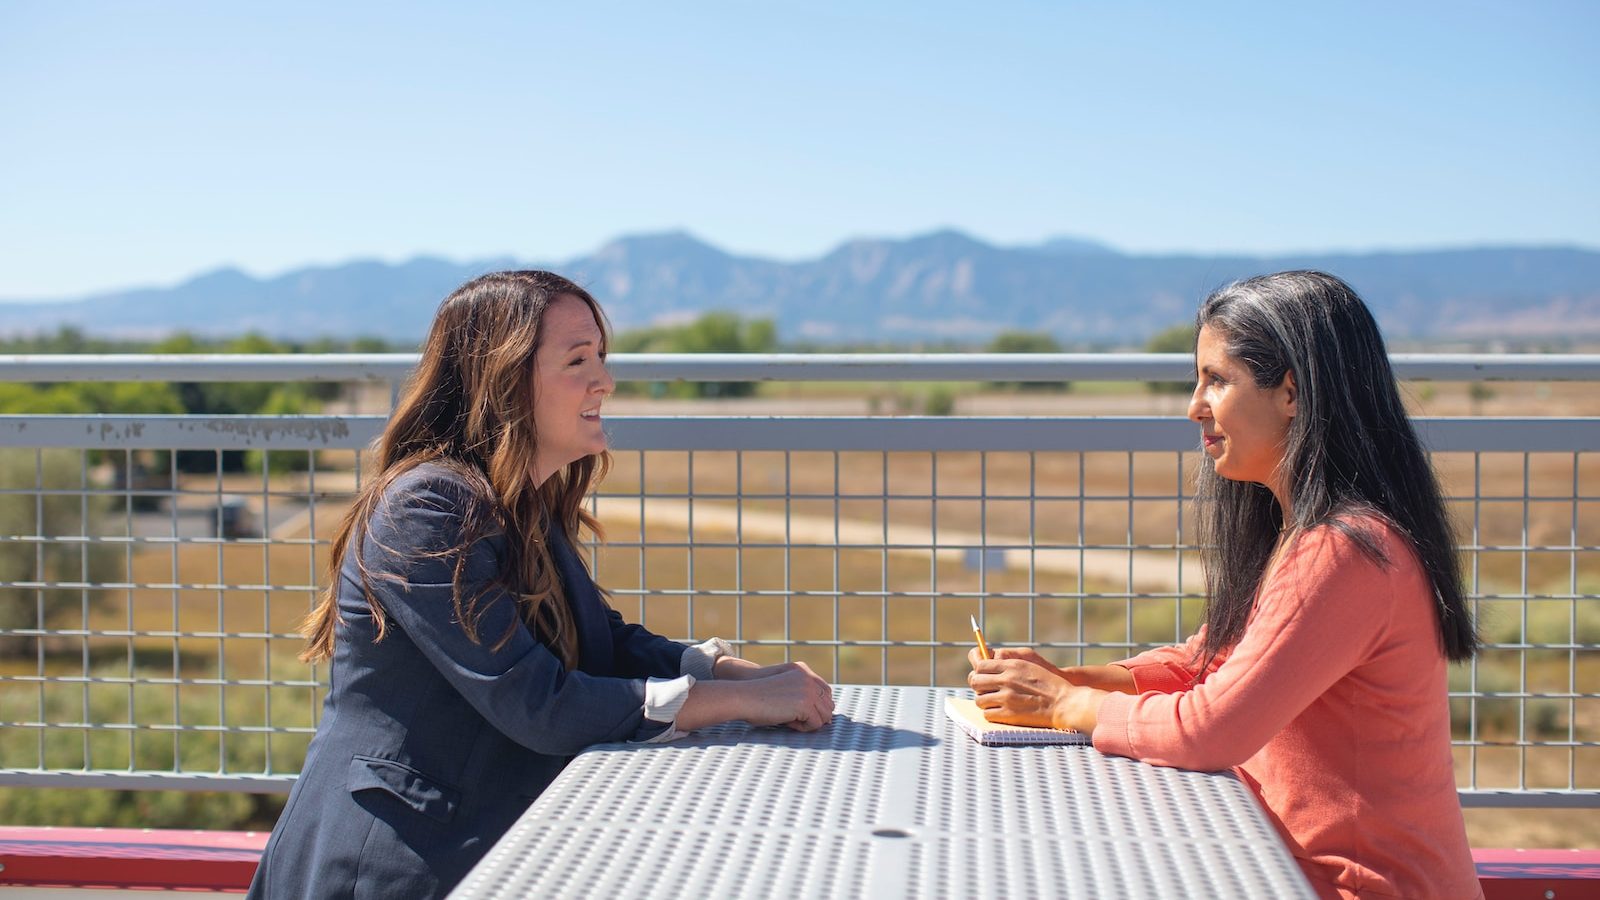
4,231,1599,345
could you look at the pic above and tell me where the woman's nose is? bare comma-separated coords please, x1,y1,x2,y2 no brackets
595,364,616,396
1186,383,1206,423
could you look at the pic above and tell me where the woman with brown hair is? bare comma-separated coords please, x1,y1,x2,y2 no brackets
249,271,832,900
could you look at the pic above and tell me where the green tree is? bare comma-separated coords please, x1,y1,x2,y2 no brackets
613,312,777,398
0,377,187,503
923,386,957,416
1468,382,1495,415
150,332,332,472
242,386,328,474
0,325,131,354
1145,323,1196,395
80,382,187,414
987,331,1061,354
0,383,92,414
985,330,1067,392
346,336,397,353
0,380,185,416
1,328,364,476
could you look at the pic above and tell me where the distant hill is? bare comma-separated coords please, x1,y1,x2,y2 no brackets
3,231,1598,344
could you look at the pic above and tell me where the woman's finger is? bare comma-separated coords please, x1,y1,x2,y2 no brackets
973,688,1008,708
970,671,1007,692
981,703,1014,722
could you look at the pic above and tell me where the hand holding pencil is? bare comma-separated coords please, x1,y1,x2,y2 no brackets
965,626,1133,732
965,625,1136,694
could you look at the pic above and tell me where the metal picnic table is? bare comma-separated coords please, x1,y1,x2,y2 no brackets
448,684,1315,899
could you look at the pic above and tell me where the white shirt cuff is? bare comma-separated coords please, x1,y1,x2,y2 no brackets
679,636,734,681
636,675,696,744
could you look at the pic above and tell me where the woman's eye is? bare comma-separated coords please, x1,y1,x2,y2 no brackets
569,356,586,367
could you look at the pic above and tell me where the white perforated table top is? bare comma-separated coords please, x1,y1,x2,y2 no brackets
448,685,1315,899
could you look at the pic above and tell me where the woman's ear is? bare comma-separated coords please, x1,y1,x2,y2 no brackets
1279,371,1297,419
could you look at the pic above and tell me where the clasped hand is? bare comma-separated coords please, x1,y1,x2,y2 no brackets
720,658,835,732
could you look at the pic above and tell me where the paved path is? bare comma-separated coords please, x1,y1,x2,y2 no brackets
591,497,1189,592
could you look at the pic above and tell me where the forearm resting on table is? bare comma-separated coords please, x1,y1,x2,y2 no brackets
673,664,832,732
674,679,751,731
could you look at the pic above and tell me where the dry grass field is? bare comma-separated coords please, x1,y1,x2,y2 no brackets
4,379,1598,846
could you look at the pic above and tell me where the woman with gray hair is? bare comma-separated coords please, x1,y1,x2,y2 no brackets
971,271,1479,898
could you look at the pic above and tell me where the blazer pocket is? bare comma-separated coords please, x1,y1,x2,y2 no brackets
348,754,461,824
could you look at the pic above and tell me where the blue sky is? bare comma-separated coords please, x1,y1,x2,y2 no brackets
1,1,1595,299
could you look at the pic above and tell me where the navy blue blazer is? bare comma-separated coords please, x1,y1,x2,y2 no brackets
248,462,688,900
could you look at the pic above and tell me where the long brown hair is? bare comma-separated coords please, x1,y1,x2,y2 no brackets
300,270,611,669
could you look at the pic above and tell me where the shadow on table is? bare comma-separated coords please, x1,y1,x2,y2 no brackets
598,713,940,753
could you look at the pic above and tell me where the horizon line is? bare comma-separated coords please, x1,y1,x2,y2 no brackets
4,228,1599,306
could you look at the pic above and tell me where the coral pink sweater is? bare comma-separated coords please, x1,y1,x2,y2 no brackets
1093,519,1480,899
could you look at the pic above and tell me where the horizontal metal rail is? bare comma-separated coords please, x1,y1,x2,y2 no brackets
5,352,1600,382
3,414,1600,452
1457,790,1600,809
0,354,413,383
0,769,297,793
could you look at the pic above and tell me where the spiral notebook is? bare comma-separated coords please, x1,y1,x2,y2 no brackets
943,695,1090,746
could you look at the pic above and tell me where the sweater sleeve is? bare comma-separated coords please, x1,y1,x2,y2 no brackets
358,473,657,756
1093,527,1393,771
1113,626,1223,694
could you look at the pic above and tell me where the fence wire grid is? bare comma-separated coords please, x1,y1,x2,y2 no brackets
0,354,1595,810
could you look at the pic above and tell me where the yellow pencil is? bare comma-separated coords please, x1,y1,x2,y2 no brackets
970,614,992,660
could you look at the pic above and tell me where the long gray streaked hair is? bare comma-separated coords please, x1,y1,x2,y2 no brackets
1191,270,1478,668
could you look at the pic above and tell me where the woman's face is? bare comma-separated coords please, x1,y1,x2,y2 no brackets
1188,325,1296,502
531,295,615,485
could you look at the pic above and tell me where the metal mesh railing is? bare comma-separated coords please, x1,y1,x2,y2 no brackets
0,355,1596,809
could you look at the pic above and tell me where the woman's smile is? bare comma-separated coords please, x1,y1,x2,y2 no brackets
531,295,616,484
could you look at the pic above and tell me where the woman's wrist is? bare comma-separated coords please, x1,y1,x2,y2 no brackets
1053,686,1109,733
